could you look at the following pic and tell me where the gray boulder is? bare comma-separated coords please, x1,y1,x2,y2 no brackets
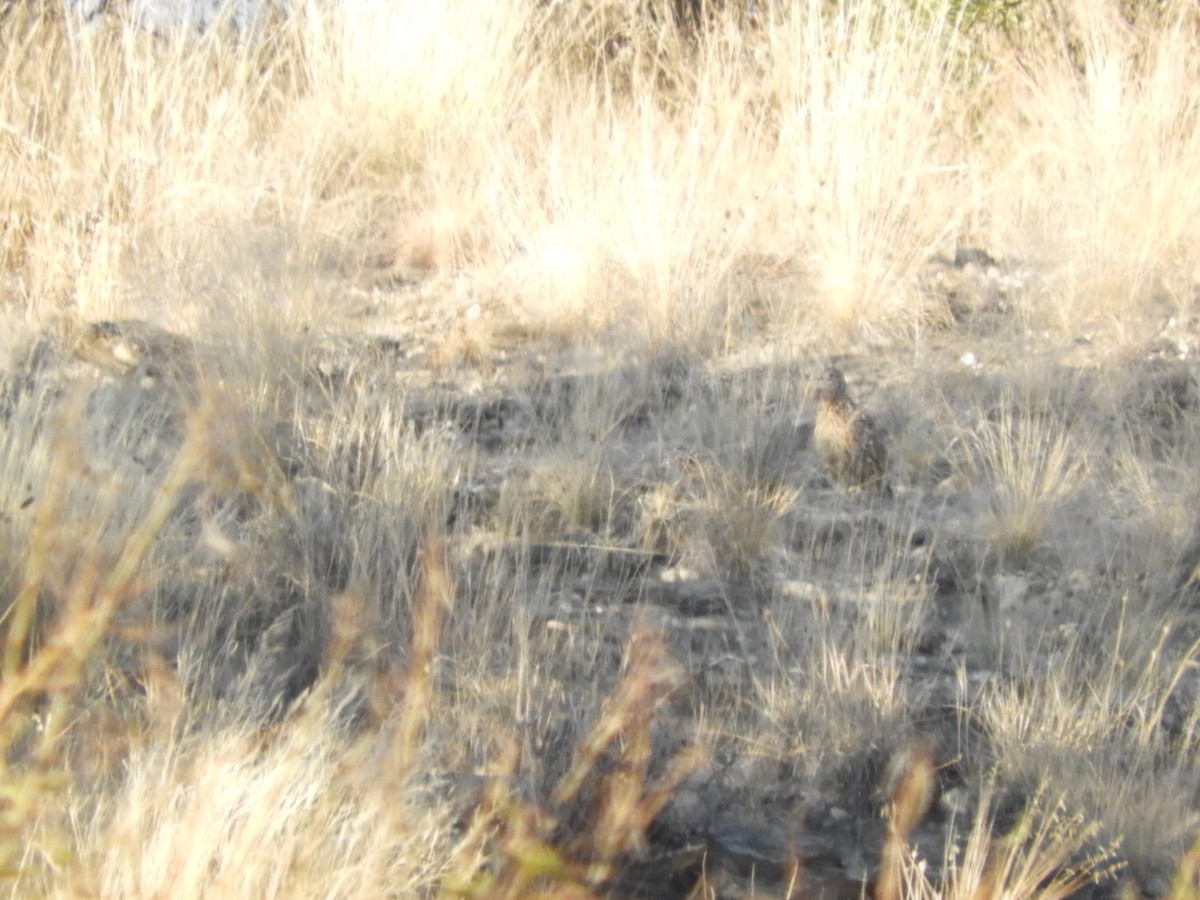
64,0,289,35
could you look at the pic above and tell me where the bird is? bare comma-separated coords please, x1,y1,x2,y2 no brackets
813,366,891,497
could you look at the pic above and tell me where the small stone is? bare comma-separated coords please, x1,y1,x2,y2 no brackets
939,786,970,817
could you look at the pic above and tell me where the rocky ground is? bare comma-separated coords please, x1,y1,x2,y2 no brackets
2,252,1199,898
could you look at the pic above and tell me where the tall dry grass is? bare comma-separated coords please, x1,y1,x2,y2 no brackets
2,0,1200,897
2,0,1197,341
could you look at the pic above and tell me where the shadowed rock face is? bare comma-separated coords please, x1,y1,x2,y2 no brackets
72,319,200,387
812,366,890,496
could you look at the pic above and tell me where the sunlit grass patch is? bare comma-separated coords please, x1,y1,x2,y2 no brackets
903,781,1122,900
966,402,1089,564
975,590,1200,887
680,459,799,577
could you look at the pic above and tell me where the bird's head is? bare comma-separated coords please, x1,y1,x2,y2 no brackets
815,366,848,403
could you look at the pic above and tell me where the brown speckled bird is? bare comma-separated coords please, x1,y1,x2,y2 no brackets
813,366,891,497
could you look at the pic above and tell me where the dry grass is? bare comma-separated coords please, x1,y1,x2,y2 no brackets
3,0,1200,897
968,400,1090,564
